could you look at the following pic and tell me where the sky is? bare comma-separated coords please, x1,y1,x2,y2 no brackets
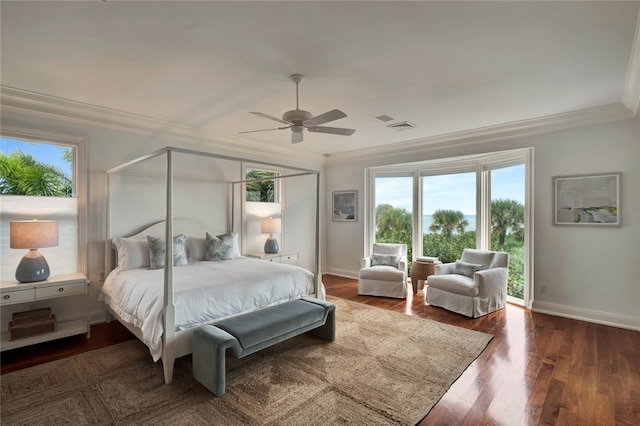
1,137,72,177
376,165,525,215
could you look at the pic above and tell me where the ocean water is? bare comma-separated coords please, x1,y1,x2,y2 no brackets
423,215,476,233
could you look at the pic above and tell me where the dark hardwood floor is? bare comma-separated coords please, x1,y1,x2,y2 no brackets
2,274,639,425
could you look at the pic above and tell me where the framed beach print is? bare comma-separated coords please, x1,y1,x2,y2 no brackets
554,172,621,226
332,190,357,222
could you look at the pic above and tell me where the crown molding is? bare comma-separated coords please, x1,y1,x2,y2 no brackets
622,9,640,116
0,86,326,170
2,86,635,171
325,103,635,165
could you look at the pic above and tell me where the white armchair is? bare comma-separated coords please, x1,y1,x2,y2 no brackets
358,243,408,299
425,249,509,317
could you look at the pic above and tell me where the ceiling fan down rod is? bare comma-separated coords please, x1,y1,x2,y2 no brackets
290,74,304,110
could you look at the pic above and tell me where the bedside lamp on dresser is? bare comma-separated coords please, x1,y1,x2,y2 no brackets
10,219,58,283
261,217,282,254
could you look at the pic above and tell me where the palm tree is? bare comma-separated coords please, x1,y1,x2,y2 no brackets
429,209,468,238
491,198,524,249
0,150,71,196
375,204,412,244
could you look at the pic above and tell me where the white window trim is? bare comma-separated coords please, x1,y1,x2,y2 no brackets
242,163,282,203
1,126,88,276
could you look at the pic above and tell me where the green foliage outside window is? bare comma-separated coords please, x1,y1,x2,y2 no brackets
0,150,72,197
428,209,468,238
246,169,277,202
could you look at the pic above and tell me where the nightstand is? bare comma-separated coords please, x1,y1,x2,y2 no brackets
245,252,299,266
1,273,89,351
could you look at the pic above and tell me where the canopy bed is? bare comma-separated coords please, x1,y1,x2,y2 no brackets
102,147,322,384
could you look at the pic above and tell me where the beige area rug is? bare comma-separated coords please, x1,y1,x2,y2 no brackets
1,297,492,425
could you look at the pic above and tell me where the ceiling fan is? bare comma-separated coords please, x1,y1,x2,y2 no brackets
239,74,355,144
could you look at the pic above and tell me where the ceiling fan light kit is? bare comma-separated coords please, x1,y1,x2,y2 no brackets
240,74,355,144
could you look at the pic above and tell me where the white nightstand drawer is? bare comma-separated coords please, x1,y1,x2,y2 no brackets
280,254,299,263
36,282,86,299
245,252,299,266
1,288,36,306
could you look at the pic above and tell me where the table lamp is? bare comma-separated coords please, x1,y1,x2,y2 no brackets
261,217,282,254
10,220,59,283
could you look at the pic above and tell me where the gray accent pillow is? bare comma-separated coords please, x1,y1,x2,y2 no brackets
205,232,236,261
147,234,188,269
370,253,400,268
454,260,486,277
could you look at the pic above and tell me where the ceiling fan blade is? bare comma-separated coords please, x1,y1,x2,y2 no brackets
291,131,304,144
307,126,356,136
239,126,290,134
303,109,347,127
249,112,291,125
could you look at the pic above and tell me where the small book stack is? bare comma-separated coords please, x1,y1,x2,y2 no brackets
8,307,57,341
416,256,439,263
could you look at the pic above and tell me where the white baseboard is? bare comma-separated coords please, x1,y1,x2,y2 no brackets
532,300,640,331
88,309,111,325
323,268,358,280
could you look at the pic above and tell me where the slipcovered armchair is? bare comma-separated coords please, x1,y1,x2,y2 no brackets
358,243,408,299
425,249,509,318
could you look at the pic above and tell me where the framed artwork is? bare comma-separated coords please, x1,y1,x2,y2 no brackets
332,190,357,222
554,172,621,226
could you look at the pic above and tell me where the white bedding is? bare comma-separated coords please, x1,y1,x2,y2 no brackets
100,257,315,361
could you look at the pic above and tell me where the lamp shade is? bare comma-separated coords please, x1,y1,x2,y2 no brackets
10,220,59,249
260,217,282,234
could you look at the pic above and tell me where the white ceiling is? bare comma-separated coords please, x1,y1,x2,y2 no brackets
2,1,639,156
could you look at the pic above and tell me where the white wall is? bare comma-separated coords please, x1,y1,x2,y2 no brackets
324,119,640,330
1,102,325,326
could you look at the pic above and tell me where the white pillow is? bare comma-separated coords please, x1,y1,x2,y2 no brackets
231,232,240,258
186,235,206,261
113,237,150,271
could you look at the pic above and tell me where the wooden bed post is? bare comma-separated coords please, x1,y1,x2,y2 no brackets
162,149,176,384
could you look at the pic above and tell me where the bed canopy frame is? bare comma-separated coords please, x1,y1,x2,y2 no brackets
105,146,321,383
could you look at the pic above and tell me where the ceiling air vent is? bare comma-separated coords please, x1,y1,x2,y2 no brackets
387,121,417,131
375,114,394,122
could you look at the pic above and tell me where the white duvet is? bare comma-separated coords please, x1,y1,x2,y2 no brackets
100,257,315,361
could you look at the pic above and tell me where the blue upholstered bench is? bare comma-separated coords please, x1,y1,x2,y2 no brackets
192,297,336,396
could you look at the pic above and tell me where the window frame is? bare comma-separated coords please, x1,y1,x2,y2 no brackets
0,126,87,276
243,164,281,203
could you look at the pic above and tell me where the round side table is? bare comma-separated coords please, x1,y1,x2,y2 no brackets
410,261,442,294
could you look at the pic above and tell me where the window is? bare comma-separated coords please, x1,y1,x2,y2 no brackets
367,149,532,307
421,171,477,262
0,128,87,280
374,175,413,261
245,167,280,202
